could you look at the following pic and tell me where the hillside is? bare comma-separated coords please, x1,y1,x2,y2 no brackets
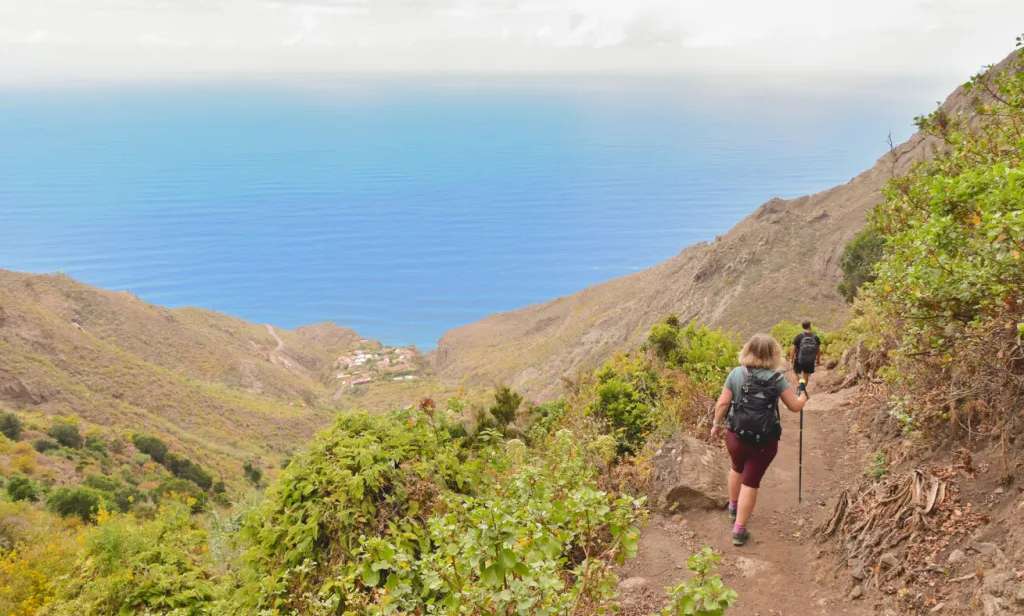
0,270,434,477
434,55,1012,400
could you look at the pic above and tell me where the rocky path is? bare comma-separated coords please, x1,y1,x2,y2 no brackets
620,373,873,615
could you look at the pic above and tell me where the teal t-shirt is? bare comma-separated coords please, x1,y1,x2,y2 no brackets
723,366,791,405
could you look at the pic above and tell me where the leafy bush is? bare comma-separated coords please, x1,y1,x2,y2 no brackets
590,357,658,457
0,412,22,441
6,475,40,502
233,411,642,614
131,434,168,463
660,547,737,615
837,227,885,302
47,487,104,522
647,318,737,389
848,43,1024,436
242,460,262,485
489,385,523,427
83,475,141,513
32,438,59,454
46,502,217,615
152,478,207,513
84,435,106,454
0,501,79,615
48,422,82,449
164,453,214,491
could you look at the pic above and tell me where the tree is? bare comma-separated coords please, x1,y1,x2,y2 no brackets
489,386,522,427
132,434,168,463
6,475,39,502
0,412,22,441
838,227,885,302
48,487,104,522
49,421,83,449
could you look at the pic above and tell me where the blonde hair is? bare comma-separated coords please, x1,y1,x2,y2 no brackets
738,333,782,370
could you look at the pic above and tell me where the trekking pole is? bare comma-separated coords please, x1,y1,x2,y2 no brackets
798,377,806,504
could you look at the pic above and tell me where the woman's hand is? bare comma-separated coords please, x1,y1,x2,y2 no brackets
710,424,723,439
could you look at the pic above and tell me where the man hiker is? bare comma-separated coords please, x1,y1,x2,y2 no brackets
791,320,821,386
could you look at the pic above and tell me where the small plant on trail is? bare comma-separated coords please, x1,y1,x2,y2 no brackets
866,451,888,480
658,547,737,616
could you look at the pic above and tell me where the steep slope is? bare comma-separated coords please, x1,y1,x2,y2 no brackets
0,269,423,475
435,55,1007,400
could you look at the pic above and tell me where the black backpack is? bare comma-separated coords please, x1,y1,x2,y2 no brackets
728,368,782,444
797,334,820,366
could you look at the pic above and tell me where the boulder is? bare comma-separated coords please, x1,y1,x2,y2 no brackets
649,435,728,512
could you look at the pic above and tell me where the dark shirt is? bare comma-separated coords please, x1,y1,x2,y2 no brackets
792,331,821,362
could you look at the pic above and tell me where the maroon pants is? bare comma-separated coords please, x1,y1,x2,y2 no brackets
725,430,778,489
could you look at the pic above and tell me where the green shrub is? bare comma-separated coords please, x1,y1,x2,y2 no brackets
33,438,59,453
849,43,1024,434
84,435,106,453
83,475,141,513
647,318,737,389
660,547,737,615
152,478,207,513
6,475,40,502
233,411,641,614
590,359,657,457
838,227,885,302
242,460,262,485
48,422,83,449
47,487,104,522
0,412,22,441
164,453,213,491
131,434,168,463
489,385,523,427
47,501,217,614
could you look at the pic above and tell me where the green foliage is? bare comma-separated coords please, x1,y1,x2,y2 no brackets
659,547,737,616
846,43,1024,434
132,433,168,463
165,453,214,491
47,487,104,522
647,318,738,388
33,438,59,453
838,227,885,302
47,501,218,615
489,385,523,427
591,357,658,457
132,433,213,490
242,459,262,485
153,478,207,513
0,412,22,441
48,422,82,449
6,475,40,502
233,411,642,615
83,475,142,513
866,451,888,480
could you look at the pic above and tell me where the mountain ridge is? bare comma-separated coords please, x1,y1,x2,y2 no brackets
432,51,1015,399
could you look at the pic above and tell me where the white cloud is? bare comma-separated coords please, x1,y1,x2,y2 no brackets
0,0,1022,82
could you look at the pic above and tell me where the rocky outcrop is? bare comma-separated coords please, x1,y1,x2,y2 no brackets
649,435,729,512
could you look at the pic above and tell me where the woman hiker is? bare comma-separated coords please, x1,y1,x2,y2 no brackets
710,333,808,546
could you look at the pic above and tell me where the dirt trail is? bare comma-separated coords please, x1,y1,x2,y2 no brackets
620,373,873,615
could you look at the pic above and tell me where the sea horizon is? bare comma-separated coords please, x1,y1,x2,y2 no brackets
0,74,945,348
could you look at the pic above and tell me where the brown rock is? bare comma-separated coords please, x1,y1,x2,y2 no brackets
649,435,729,512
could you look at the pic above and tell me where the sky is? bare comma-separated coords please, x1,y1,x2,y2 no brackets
1,1,1022,84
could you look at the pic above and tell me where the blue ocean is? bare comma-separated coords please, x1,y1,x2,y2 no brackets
0,76,935,348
